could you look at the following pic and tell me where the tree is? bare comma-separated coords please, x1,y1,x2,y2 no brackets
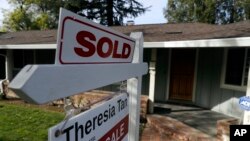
2,0,149,31
2,0,62,31
2,0,32,31
164,0,250,24
3,8,33,31
64,0,149,26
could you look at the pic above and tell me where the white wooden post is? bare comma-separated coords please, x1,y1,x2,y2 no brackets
127,32,143,141
243,62,250,124
149,49,157,114
6,50,13,80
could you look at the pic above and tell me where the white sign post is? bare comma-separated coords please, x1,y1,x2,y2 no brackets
127,32,144,141
9,8,147,141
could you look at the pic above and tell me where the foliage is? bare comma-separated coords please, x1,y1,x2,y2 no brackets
0,101,64,141
2,0,60,31
3,6,33,31
58,0,149,26
164,0,250,24
2,0,149,31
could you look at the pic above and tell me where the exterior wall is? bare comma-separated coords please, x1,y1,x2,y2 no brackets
6,47,245,118
6,50,13,80
154,49,169,101
141,49,151,95
99,48,151,94
152,48,245,118
7,48,150,95
195,48,245,118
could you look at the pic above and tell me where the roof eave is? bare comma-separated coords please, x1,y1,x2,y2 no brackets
0,37,249,49
144,37,250,48
0,44,57,49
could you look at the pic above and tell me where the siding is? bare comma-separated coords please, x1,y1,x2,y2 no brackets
141,49,151,95
98,48,151,95
155,49,169,101
99,47,246,118
195,48,245,118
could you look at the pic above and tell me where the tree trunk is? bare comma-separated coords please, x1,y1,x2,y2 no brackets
229,0,235,23
107,0,114,26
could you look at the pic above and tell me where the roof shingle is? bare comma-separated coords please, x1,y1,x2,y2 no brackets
0,21,249,45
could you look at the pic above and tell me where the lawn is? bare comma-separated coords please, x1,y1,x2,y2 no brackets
0,101,64,141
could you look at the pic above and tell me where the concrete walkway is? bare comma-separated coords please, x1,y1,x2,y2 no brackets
140,103,237,141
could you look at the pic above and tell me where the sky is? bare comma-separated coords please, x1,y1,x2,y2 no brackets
0,0,167,26
125,0,167,24
0,0,10,25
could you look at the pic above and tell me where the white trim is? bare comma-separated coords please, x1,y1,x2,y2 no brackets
0,44,56,49
242,49,248,85
165,49,171,100
221,84,246,92
220,48,247,92
6,50,13,80
148,48,157,113
0,37,249,50
192,49,199,102
144,37,250,48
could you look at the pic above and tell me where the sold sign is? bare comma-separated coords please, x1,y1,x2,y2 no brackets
56,9,135,64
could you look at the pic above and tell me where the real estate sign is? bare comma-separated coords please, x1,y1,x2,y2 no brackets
55,8,135,64
49,93,129,141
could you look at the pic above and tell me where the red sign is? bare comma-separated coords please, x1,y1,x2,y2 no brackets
56,9,135,64
99,115,129,141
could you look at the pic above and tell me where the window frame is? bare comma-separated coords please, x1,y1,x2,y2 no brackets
221,48,248,92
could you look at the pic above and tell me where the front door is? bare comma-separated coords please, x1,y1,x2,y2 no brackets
169,49,196,101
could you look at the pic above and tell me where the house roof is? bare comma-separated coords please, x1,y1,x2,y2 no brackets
0,20,250,45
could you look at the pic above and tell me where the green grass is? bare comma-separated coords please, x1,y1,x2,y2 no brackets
0,102,64,141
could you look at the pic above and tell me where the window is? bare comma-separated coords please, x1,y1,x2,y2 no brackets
13,50,34,77
0,55,6,79
35,50,55,64
13,49,56,78
221,48,250,91
0,50,6,79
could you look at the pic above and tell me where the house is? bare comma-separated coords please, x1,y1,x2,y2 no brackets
1,21,250,119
